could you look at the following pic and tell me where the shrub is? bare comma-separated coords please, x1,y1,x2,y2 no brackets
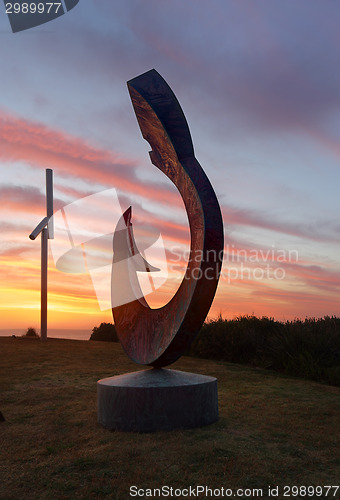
89,322,118,342
189,314,279,366
265,316,340,385
189,315,340,386
24,327,39,338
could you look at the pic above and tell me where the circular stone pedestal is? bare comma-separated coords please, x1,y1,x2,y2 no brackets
97,368,218,432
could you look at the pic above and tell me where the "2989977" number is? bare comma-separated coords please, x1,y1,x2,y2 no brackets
5,3,62,14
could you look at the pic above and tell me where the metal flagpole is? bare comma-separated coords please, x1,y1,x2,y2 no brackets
29,169,54,341
40,227,48,341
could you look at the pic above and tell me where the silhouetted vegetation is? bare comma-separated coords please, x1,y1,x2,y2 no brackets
89,322,118,342
24,327,39,338
190,315,340,386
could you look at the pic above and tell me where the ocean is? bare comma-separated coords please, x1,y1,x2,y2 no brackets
0,329,92,341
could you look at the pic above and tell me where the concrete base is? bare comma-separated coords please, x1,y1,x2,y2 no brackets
97,368,218,432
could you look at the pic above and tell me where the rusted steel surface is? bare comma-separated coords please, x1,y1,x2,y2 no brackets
112,69,224,367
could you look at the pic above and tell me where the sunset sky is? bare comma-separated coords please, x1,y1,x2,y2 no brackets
1,0,340,334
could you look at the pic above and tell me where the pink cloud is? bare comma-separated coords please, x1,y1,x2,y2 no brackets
0,184,66,215
222,204,340,243
0,111,180,206
2,110,338,246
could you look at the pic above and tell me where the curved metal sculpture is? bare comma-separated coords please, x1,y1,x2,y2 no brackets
112,69,224,367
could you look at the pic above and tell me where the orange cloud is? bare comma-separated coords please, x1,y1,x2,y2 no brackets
2,110,340,331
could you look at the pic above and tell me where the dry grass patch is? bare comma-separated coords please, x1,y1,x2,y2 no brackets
0,337,339,500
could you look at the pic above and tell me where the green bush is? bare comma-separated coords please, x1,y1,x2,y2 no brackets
265,316,340,385
89,322,118,342
190,314,278,365
189,315,340,386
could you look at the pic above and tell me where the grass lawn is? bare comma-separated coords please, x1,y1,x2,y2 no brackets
0,337,339,500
